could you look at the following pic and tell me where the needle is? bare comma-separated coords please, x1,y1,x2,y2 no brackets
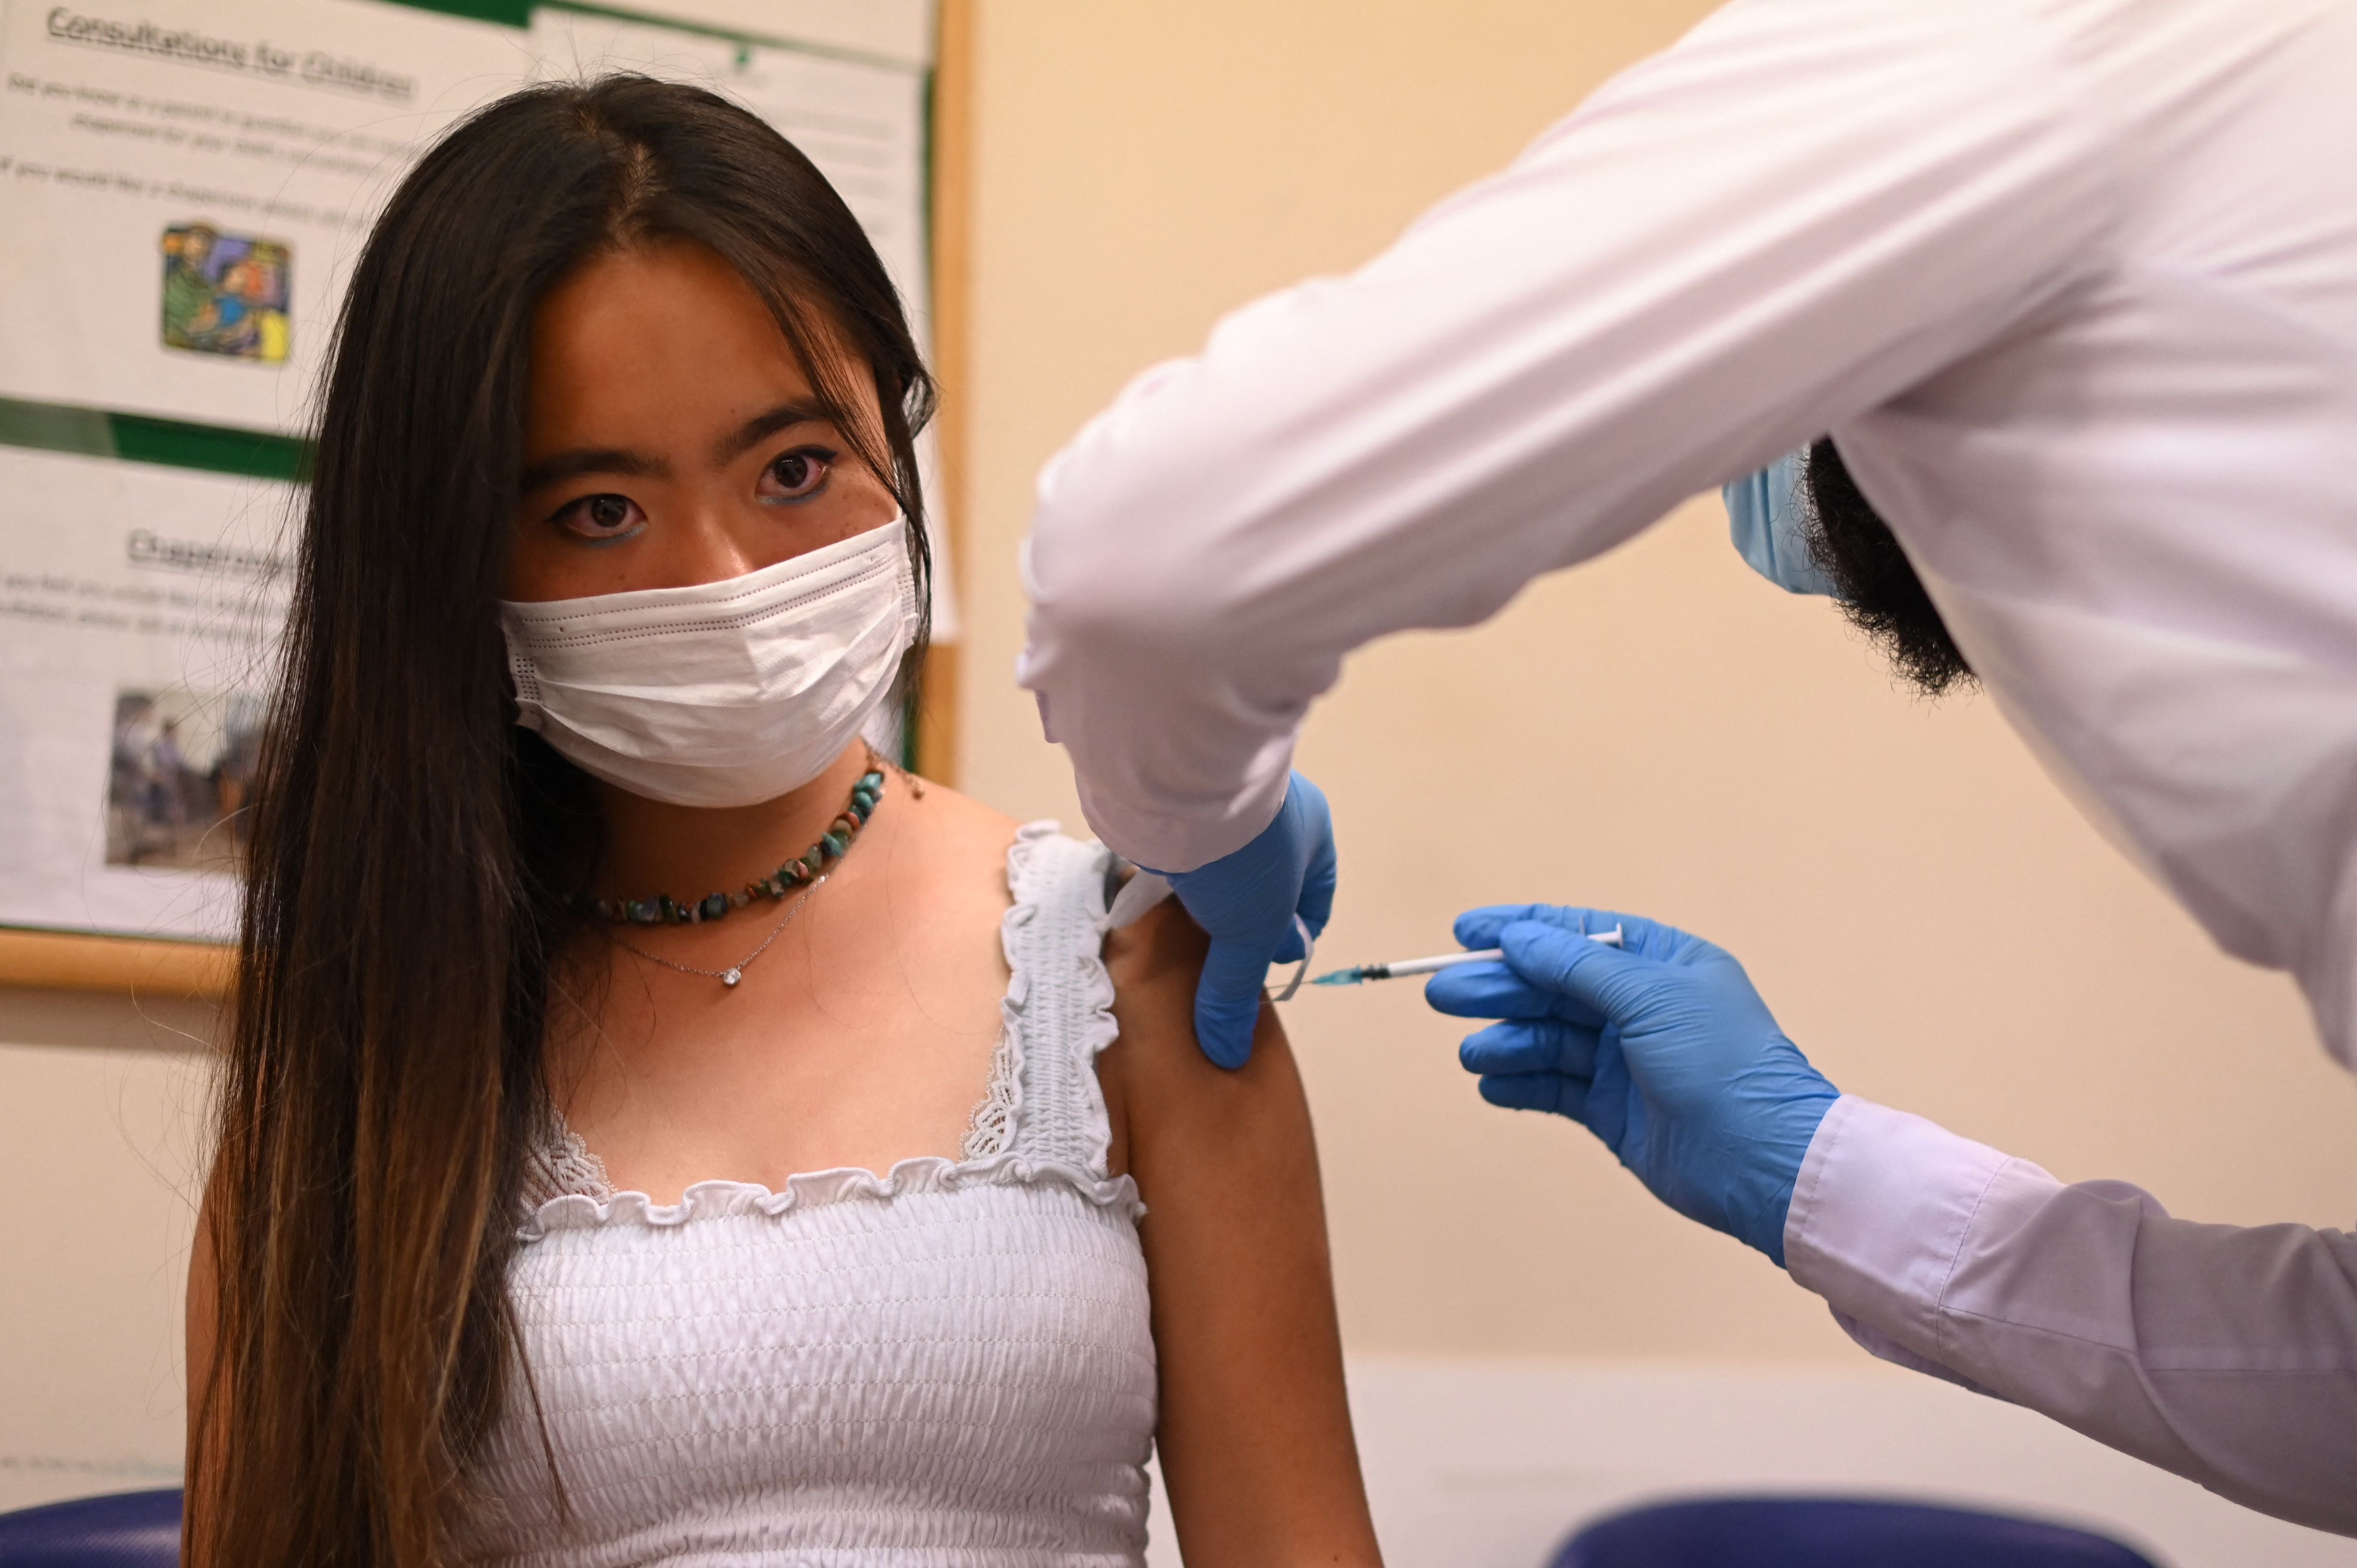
1309,924,1624,986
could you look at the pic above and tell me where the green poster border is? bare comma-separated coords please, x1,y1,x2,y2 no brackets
387,0,534,25
394,0,909,75
0,396,311,482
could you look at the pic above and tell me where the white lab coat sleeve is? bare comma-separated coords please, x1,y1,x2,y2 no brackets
1786,1095,2357,1536
1019,0,2124,871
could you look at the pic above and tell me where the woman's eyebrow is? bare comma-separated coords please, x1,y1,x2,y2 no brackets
518,447,670,495
713,399,834,465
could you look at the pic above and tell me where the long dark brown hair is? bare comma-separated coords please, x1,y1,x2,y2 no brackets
193,76,934,1566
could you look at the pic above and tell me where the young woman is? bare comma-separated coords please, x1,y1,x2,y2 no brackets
185,77,1383,1568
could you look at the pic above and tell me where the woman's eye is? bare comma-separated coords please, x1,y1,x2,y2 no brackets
759,448,833,502
553,492,646,542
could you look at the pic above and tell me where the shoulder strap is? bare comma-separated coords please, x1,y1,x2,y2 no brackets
998,824,1121,1174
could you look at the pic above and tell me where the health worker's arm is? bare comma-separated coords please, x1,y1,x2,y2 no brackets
1099,899,1383,1567
1433,903,2357,1538
1790,1098,2357,1537
1020,0,2120,872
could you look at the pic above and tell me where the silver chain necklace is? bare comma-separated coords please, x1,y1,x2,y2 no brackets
608,872,828,988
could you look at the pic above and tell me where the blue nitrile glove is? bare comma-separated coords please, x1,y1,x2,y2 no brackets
1156,771,1337,1070
1425,904,1839,1266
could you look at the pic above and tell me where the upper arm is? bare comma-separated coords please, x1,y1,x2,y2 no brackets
1098,902,1382,1568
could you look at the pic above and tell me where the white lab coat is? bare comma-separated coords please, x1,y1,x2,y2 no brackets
1019,0,2357,1532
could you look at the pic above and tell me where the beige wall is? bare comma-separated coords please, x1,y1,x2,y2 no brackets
0,1004,211,1509
951,0,2357,1362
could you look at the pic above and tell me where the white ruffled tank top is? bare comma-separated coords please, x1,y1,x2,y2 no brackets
463,826,1157,1567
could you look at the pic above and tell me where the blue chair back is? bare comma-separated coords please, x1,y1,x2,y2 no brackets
1554,1496,2163,1568
0,1490,181,1568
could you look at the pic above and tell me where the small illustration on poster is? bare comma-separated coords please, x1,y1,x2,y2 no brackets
160,225,292,364
105,688,266,873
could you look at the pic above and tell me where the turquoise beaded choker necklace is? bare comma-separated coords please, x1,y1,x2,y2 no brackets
575,765,887,928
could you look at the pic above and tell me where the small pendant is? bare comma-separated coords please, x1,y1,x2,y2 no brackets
721,968,743,987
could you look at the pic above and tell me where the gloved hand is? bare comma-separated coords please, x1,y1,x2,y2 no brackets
1425,904,1839,1266
1157,771,1337,1070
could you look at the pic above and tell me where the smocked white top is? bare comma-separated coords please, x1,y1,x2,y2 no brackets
463,826,1157,1567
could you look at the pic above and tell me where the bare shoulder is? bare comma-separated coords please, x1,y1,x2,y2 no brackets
888,770,1021,851
873,771,1021,894
1103,896,1209,1032
1098,897,1300,1180
1089,904,1374,1564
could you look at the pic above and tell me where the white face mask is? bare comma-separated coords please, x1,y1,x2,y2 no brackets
500,518,918,808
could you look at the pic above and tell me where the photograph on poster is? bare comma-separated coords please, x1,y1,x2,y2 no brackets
104,685,264,871
0,444,293,940
160,222,292,362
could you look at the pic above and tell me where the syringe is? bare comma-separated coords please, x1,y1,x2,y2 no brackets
1310,924,1623,986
